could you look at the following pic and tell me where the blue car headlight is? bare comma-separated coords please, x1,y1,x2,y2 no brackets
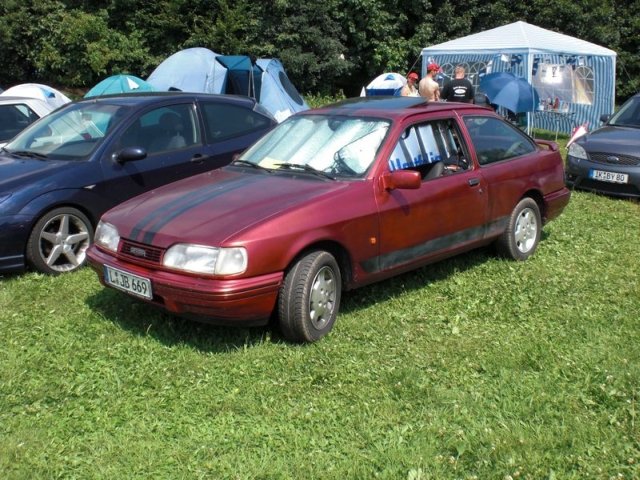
567,142,588,161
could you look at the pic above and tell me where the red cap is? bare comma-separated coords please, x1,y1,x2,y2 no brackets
427,63,441,72
407,72,419,81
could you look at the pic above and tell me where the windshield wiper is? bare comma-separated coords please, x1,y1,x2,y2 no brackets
231,158,271,171
9,150,49,160
274,162,336,180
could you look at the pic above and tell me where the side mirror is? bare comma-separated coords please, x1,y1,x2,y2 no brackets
115,146,147,163
600,113,611,124
380,170,421,191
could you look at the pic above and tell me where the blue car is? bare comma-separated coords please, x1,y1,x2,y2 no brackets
566,92,640,198
0,92,276,274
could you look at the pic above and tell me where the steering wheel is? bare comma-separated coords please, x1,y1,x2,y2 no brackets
332,150,358,176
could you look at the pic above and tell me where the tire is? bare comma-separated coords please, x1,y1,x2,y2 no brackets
496,197,541,261
278,251,342,343
26,207,93,274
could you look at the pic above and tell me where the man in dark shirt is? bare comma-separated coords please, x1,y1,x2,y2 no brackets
441,65,475,103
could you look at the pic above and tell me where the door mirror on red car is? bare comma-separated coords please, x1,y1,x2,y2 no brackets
381,170,421,191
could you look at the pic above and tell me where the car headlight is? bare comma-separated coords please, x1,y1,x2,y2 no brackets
163,244,247,275
0,193,11,205
94,221,120,252
567,142,588,160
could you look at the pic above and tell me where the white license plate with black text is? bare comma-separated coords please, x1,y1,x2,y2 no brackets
589,169,629,184
104,265,152,300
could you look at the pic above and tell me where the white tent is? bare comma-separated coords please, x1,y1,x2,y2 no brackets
0,83,71,109
421,21,617,134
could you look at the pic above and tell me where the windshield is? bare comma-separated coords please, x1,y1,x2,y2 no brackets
5,102,127,160
609,96,640,127
238,114,390,177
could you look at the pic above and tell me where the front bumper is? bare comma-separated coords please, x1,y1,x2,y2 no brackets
87,246,284,326
0,214,33,272
565,155,640,198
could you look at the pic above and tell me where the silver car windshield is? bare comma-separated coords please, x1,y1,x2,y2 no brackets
5,102,126,160
609,96,640,128
238,114,390,177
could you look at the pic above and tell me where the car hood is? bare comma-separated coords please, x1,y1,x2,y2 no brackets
107,168,351,247
0,153,90,192
578,125,640,155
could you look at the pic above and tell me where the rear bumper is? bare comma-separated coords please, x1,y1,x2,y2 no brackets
87,246,283,325
543,187,571,222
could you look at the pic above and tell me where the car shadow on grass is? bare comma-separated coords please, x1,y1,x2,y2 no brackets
85,237,549,350
85,289,276,352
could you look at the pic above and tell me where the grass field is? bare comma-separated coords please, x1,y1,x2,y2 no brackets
1,135,639,479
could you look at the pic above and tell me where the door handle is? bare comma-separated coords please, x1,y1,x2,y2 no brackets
190,154,206,164
468,177,480,186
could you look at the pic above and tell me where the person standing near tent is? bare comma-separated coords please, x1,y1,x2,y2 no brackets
418,63,441,101
401,72,420,96
441,65,474,103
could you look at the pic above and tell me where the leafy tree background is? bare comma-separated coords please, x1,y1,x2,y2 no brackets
0,0,637,102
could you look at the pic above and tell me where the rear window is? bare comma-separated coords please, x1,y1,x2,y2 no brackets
201,102,272,142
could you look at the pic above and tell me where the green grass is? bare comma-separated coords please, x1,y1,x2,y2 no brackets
1,137,640,478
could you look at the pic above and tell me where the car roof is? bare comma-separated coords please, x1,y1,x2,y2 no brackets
75,91,261,109
307,96,487,120
0,96,52,105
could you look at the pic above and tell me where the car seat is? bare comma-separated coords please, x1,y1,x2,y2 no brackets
150,112,186,151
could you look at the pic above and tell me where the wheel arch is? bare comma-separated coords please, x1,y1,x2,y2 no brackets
284,240,353,291
521,189,545,222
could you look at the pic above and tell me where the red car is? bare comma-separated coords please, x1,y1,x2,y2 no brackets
87,97,570,342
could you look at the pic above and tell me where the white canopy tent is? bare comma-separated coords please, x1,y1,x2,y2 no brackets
421,21,617,134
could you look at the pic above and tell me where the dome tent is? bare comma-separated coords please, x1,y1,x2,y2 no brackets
85,74,155,97
1,83,71,109
147,47,228,94
421,21,617,134
147,48,308,122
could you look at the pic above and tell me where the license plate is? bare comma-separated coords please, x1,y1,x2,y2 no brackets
589,169,629,184
104,265,152,300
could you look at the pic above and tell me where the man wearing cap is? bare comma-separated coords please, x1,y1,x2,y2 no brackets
441,65,475,103
401,72,420,96
418,63,441,101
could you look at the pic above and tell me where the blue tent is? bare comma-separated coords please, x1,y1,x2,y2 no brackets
146,48,308,122
85,74,155,98
147,47,228,94
216,55,263,98
365,73,407,96
257,59,309,122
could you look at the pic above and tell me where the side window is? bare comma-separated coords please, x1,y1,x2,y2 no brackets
0,104,38,141
463,116,536,165
388,119,470,180
201,102,272,142
120,104,199,154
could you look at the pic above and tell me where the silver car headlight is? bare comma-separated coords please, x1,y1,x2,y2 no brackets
94,221,120,252
568,142,588,160
163,244,247,275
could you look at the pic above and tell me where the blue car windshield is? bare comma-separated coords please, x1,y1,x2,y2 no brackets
5,102,127,160
609,96,640,128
